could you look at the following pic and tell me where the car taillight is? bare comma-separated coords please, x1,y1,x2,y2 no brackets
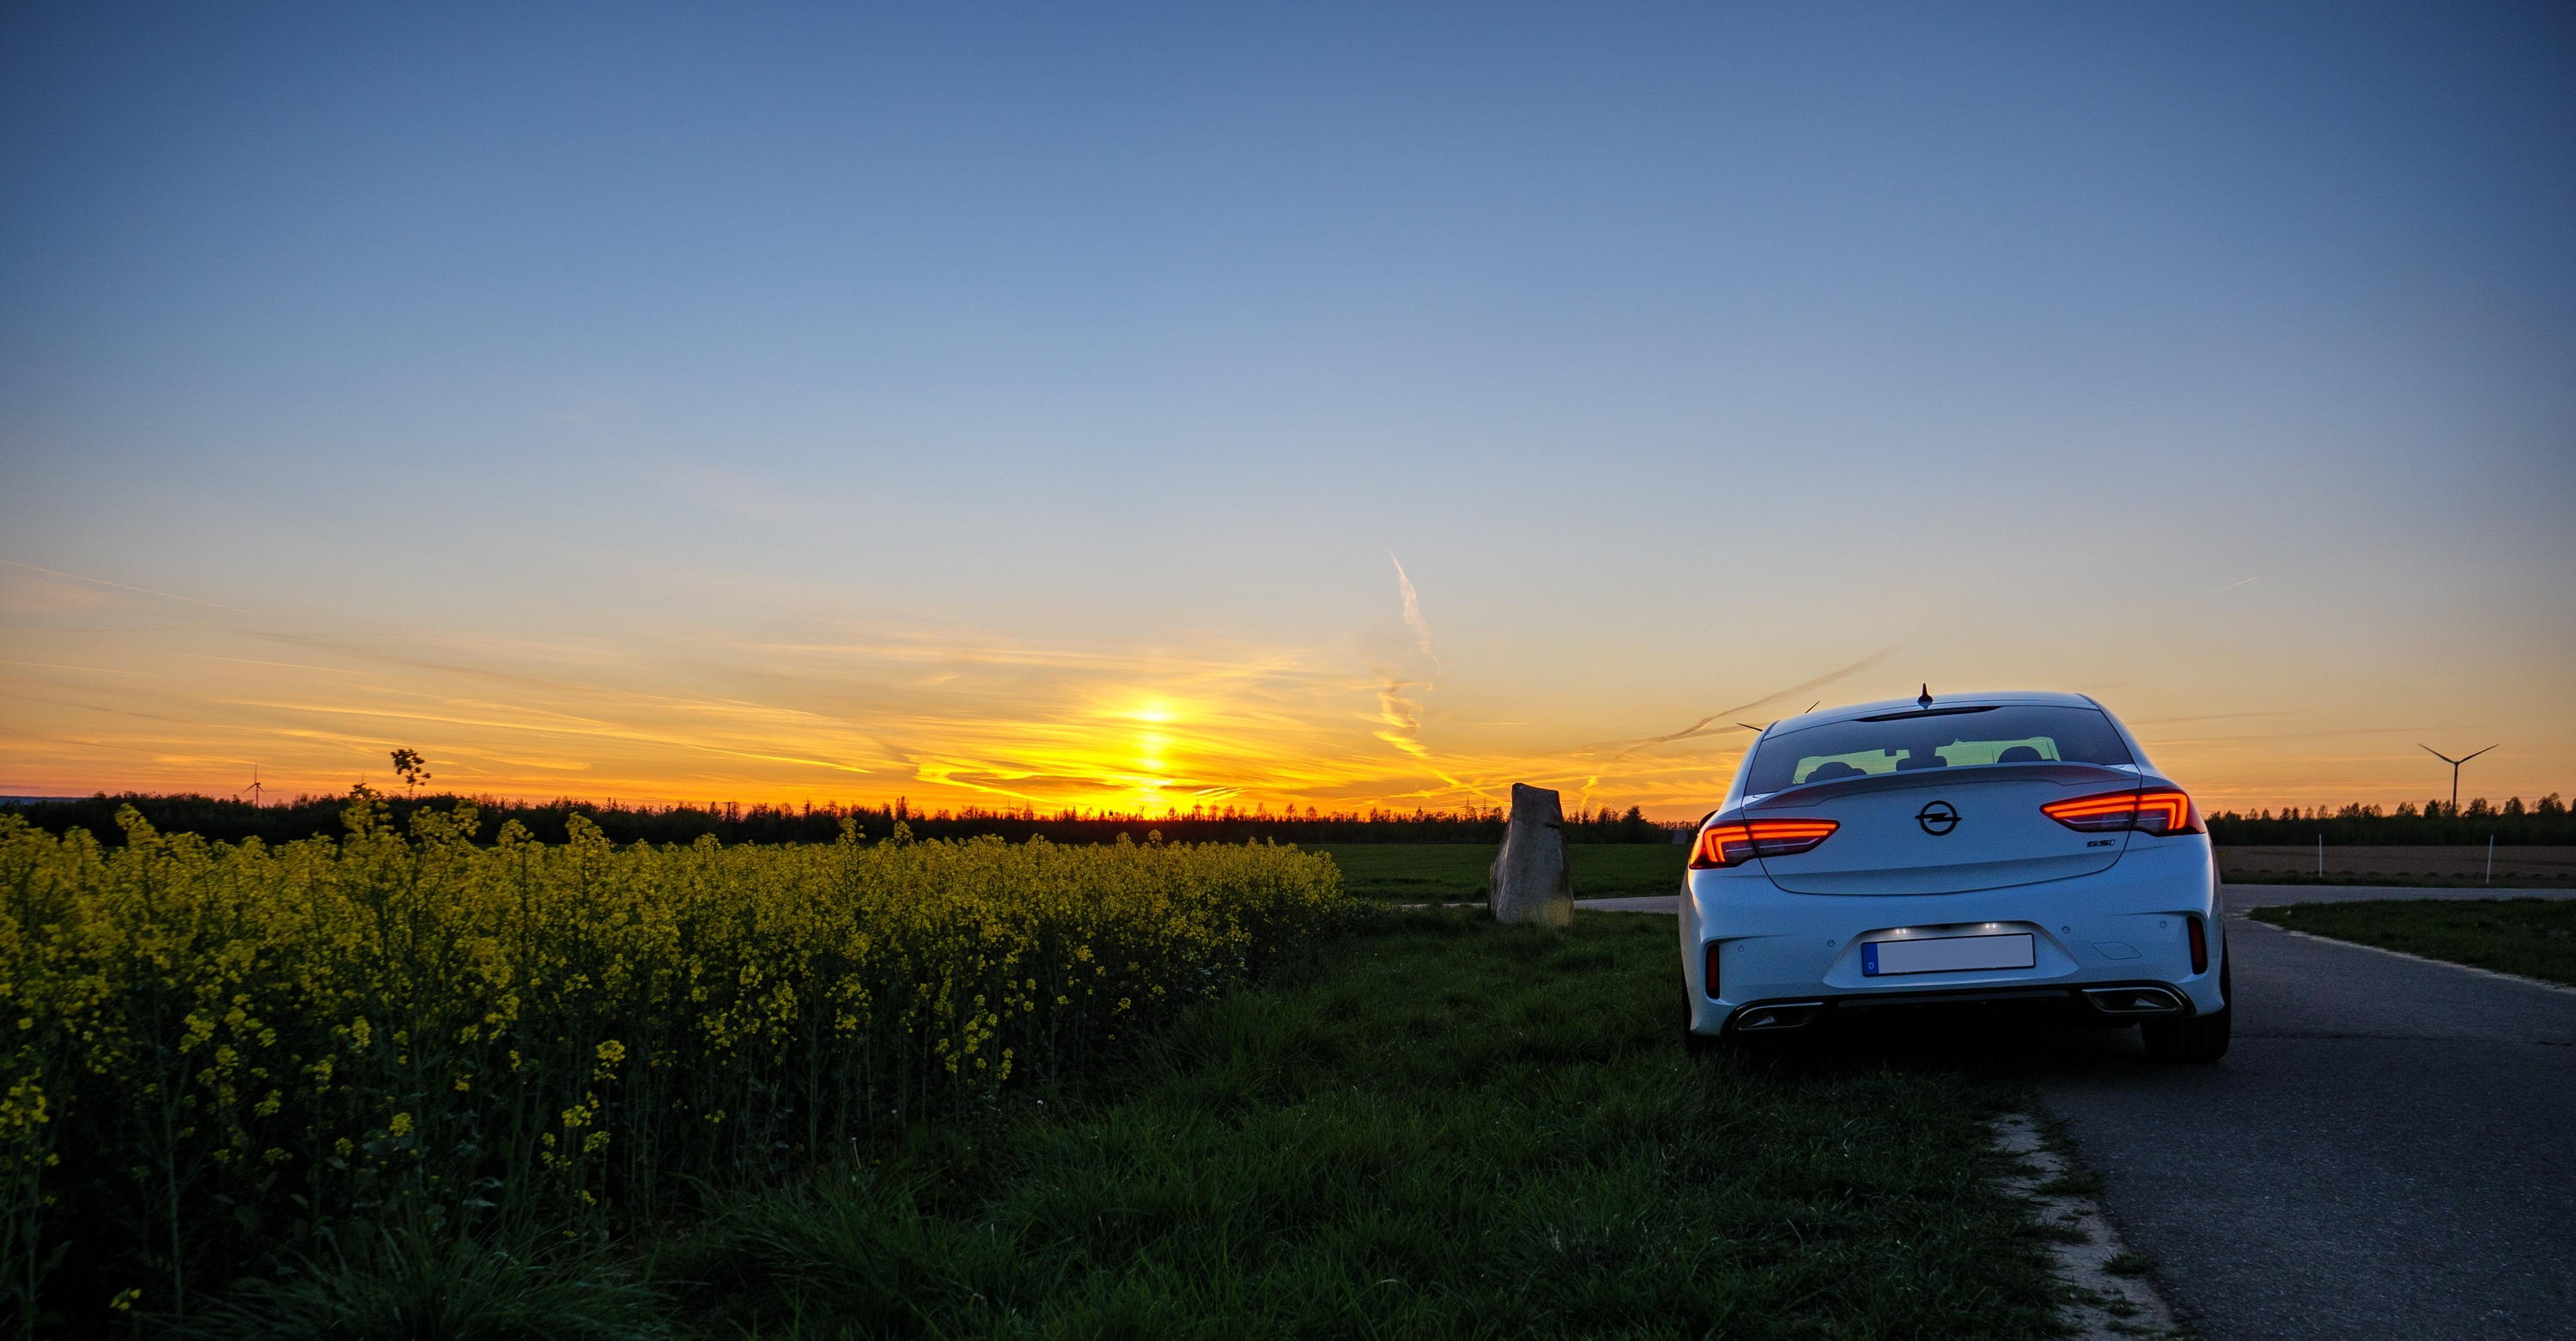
1691,819,1840,869
2188,916,2208,974
1704,942,1722,998
2040,788,2204,836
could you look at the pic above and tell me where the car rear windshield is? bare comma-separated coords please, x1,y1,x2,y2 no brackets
1743,704,2135,795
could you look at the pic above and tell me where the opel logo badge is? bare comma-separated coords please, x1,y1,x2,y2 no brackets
1916,800,1960,835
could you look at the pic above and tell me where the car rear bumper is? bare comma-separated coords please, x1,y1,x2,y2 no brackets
1680,838,2224,1035
1722,978,2205,1037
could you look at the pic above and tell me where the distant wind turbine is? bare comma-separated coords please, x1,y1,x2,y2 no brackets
240,765,266,808
2419,743,2497,815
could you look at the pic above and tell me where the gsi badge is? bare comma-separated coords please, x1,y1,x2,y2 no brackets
1915,800,1960,835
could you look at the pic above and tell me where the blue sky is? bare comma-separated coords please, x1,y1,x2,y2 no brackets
3,3,2571,814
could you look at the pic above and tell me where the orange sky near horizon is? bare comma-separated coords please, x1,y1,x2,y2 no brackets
5,558,2565,822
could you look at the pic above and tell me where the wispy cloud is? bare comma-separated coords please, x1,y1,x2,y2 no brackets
2129,710,2294,727
12,572,2208,817
1391,554,1435,658
1363,555,1442,762
0,558,254,615
1,659,149,677
1374,678,1432,760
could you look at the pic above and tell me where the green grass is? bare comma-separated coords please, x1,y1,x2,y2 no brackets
190,1219,673,1341
655,909,2062,1339
2221,872,2573,889
2101,1250,2155,1278
2249,898,2576,986
1311,842,1687,902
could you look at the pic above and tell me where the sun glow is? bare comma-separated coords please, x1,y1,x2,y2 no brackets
0,561,1767,815
16,555,2514,821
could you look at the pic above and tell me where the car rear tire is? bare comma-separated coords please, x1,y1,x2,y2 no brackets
2141,961,2232,1063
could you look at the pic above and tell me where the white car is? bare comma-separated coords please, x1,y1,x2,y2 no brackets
1680,689,2230,1062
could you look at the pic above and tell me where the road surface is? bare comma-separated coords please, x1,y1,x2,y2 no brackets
2032,896,2576,1340
1589,886,2576,1338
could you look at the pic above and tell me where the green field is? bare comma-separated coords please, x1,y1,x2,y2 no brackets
210,910,2067,1338
2249,898,2576,986
1312,842,1688,901
2217,845,2576,888
653,909,2061,1339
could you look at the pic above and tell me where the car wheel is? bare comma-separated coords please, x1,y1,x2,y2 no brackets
2142,961,2233,1063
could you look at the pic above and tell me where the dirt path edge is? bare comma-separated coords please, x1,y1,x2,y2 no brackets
1994,1112,2187,1339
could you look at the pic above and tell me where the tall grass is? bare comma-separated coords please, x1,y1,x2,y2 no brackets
0,799,1343,1332
665,911,2063,1338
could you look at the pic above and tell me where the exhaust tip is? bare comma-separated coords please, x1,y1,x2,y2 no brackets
1734,1002,1824,1032
2083,986,2184,1016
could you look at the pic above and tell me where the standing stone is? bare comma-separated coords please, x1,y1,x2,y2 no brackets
1489,783,1574,927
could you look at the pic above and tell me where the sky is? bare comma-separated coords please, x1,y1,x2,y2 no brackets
3,3,2572,819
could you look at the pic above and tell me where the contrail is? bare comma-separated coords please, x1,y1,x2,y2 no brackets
1374,677,1432,759
1607,646,1901,758
1390,554,1434,658
2215,576,2257,592
1619,713,1750,753
0,557,255,615
1370,555,1438,759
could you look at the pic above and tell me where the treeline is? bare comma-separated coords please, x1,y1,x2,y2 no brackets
16,790,2569,848
0,791,1684,848
2208,795,2572,846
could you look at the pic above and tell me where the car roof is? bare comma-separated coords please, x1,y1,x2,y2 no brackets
1762,689,2105,735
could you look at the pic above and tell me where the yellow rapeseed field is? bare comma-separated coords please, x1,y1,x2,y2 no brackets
0,794,1346,1320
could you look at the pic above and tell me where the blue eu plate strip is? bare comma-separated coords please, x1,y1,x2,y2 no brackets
1861,942,1880,977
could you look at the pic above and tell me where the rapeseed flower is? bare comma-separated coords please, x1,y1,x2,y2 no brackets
0,798,1345,1318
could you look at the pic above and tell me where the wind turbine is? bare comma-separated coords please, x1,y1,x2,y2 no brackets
2419,743,2497,815
240,765,266,807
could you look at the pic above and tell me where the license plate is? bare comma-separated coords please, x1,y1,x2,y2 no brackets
1862,932,2036,977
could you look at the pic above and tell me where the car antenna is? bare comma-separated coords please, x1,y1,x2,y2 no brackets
1917,683,1934,709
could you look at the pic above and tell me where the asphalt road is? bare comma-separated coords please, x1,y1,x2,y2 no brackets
2030,899,2576,1341
1589,886,2576,1338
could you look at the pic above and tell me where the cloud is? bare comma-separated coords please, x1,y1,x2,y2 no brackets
0,560,1874,816
1391,554,1434,658
0,557,253,615
1374,678,1432,759
1363,555,1441,761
